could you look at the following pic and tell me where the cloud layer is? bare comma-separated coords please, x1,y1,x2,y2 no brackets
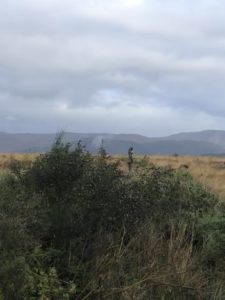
1,0,225,135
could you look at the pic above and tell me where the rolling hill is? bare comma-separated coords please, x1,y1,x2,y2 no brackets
1,130,225,155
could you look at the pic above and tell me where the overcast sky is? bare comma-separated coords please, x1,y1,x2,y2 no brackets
1,0,225,136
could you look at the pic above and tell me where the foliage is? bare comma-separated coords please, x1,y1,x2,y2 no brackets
197,213,225,270
0,135,224,299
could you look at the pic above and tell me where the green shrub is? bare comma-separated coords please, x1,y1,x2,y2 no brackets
0,136,223,299
197,213,225,269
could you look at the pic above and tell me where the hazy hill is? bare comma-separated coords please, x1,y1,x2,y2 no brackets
103,139,225,155
164,130,225,147
1,130,225,155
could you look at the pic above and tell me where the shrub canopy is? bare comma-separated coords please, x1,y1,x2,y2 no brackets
0,136,224,299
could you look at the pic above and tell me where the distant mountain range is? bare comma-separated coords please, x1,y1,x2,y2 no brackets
1,130,225,155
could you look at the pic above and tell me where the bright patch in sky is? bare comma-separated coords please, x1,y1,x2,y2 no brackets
123,0,143,6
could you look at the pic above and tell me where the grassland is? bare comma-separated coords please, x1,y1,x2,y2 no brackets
115,154,225,199
1,153,225,198
0,153,38,169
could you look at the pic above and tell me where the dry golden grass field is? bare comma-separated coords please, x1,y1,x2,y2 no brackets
0,153,38,170
132,155,225,199
1,153,225,199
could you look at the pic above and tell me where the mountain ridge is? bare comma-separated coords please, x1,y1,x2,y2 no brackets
1,130,225,155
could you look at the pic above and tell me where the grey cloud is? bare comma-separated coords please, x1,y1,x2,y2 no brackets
1,0,225,135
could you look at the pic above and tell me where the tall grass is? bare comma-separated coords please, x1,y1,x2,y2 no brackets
77,223,225,299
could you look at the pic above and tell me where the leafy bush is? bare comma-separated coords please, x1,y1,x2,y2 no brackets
0,135,223,299
197,213,225,269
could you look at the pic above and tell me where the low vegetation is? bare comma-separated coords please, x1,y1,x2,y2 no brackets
1,139,225,299
118,154,225,198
